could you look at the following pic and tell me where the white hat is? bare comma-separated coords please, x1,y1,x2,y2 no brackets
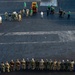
62,60,64,62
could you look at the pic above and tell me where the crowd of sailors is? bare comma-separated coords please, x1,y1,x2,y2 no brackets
0,58,75,73
0,5,71,24
0,8,33,24
41,6,71,19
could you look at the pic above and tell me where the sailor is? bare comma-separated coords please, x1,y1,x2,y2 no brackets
24,2,26,10
44,59,49,70
47,8,49,16
53,59,57,70
70,60,74,71
26,9,29,17
15,12,18,20
5,61,10,72
47,5,51,11
30,9,33,16
65,59,70,71
35,59,39,70
21,58,26,70
16,59,21,70
10,60,15,71
12,11,16,20
57,60,61,71
0,16,2,24
40,12,44,19
5,12,8,20
26,58,30,69
31,58,35,70
8,13,12,21
12,11,18,21
61,60,65,71
18,14,22,21
49,59,53,70
59,8,63,18
62,10,65,18
67,11,71,19
1,62,5,72
22,9,25,17
51,6,55,14
39,59,44,70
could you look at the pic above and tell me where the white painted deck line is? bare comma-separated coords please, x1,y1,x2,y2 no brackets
0,41,68,45
4,31,75,37
0,33,4,36
40,0,57,6
0,31,75,44
5,31,58,36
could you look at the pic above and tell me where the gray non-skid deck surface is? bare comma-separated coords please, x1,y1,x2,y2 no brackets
0,0,75,75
